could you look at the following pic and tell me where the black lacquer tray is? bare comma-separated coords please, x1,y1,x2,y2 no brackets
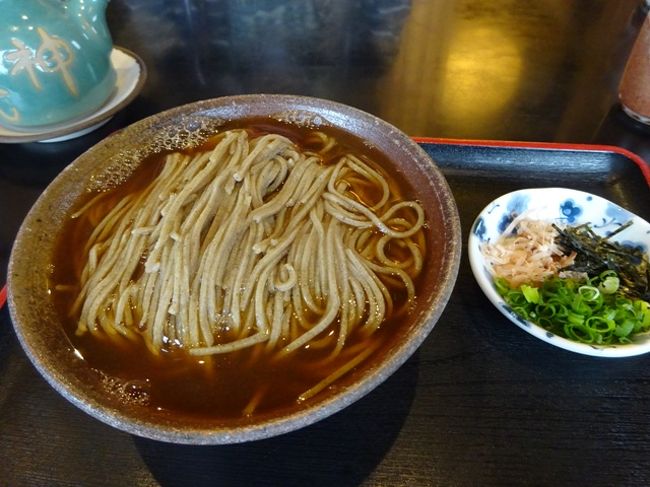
0,139,648,485
416,138,649,226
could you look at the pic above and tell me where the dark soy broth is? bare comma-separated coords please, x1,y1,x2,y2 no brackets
50,118,433,425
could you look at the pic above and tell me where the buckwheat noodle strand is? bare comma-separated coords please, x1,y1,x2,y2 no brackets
70,128,426,407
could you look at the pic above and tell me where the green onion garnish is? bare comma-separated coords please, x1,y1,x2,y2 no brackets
496,272,650,345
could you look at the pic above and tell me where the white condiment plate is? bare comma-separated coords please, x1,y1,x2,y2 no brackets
468,187,650,358
0,46,147,143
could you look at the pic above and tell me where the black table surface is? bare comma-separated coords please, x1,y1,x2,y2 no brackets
2,1,650,486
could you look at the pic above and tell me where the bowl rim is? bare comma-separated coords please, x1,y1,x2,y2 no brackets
468,186,650,358
7,94,462,444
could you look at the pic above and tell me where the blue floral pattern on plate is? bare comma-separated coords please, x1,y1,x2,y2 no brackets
559,199,581,223
467,187,650,358
473,216,486,240
496,194,531,233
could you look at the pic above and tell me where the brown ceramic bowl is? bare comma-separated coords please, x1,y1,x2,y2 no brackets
7,94,461,444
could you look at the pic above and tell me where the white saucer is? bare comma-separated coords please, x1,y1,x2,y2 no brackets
0,47,147,143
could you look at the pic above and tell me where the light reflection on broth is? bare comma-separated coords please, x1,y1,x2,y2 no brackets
50,118,429,423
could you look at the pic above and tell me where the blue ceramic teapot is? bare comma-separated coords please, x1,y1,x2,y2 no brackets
0,0,116,129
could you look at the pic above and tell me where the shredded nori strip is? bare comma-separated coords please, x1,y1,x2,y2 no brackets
553,221,650,301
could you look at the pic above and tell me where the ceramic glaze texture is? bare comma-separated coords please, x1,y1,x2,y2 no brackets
8,95,462,444
0,0,116,128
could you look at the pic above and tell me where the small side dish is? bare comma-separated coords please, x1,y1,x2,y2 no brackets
468,187,650,357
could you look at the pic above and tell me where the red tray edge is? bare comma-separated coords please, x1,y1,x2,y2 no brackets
412,136,650,187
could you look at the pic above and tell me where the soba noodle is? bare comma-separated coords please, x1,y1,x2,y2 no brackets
68,128,425,404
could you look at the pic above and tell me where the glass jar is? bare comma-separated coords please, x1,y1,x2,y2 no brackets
619,2,650,124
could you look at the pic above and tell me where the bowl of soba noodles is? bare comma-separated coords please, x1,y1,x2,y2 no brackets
7,94,461,444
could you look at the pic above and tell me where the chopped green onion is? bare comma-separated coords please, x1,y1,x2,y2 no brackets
496,273,650,345
521,285,540,304
599,273,620,295
578,285,600,302
615,320,635,338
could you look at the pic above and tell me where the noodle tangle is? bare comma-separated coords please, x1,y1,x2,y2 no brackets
71,129,426,365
